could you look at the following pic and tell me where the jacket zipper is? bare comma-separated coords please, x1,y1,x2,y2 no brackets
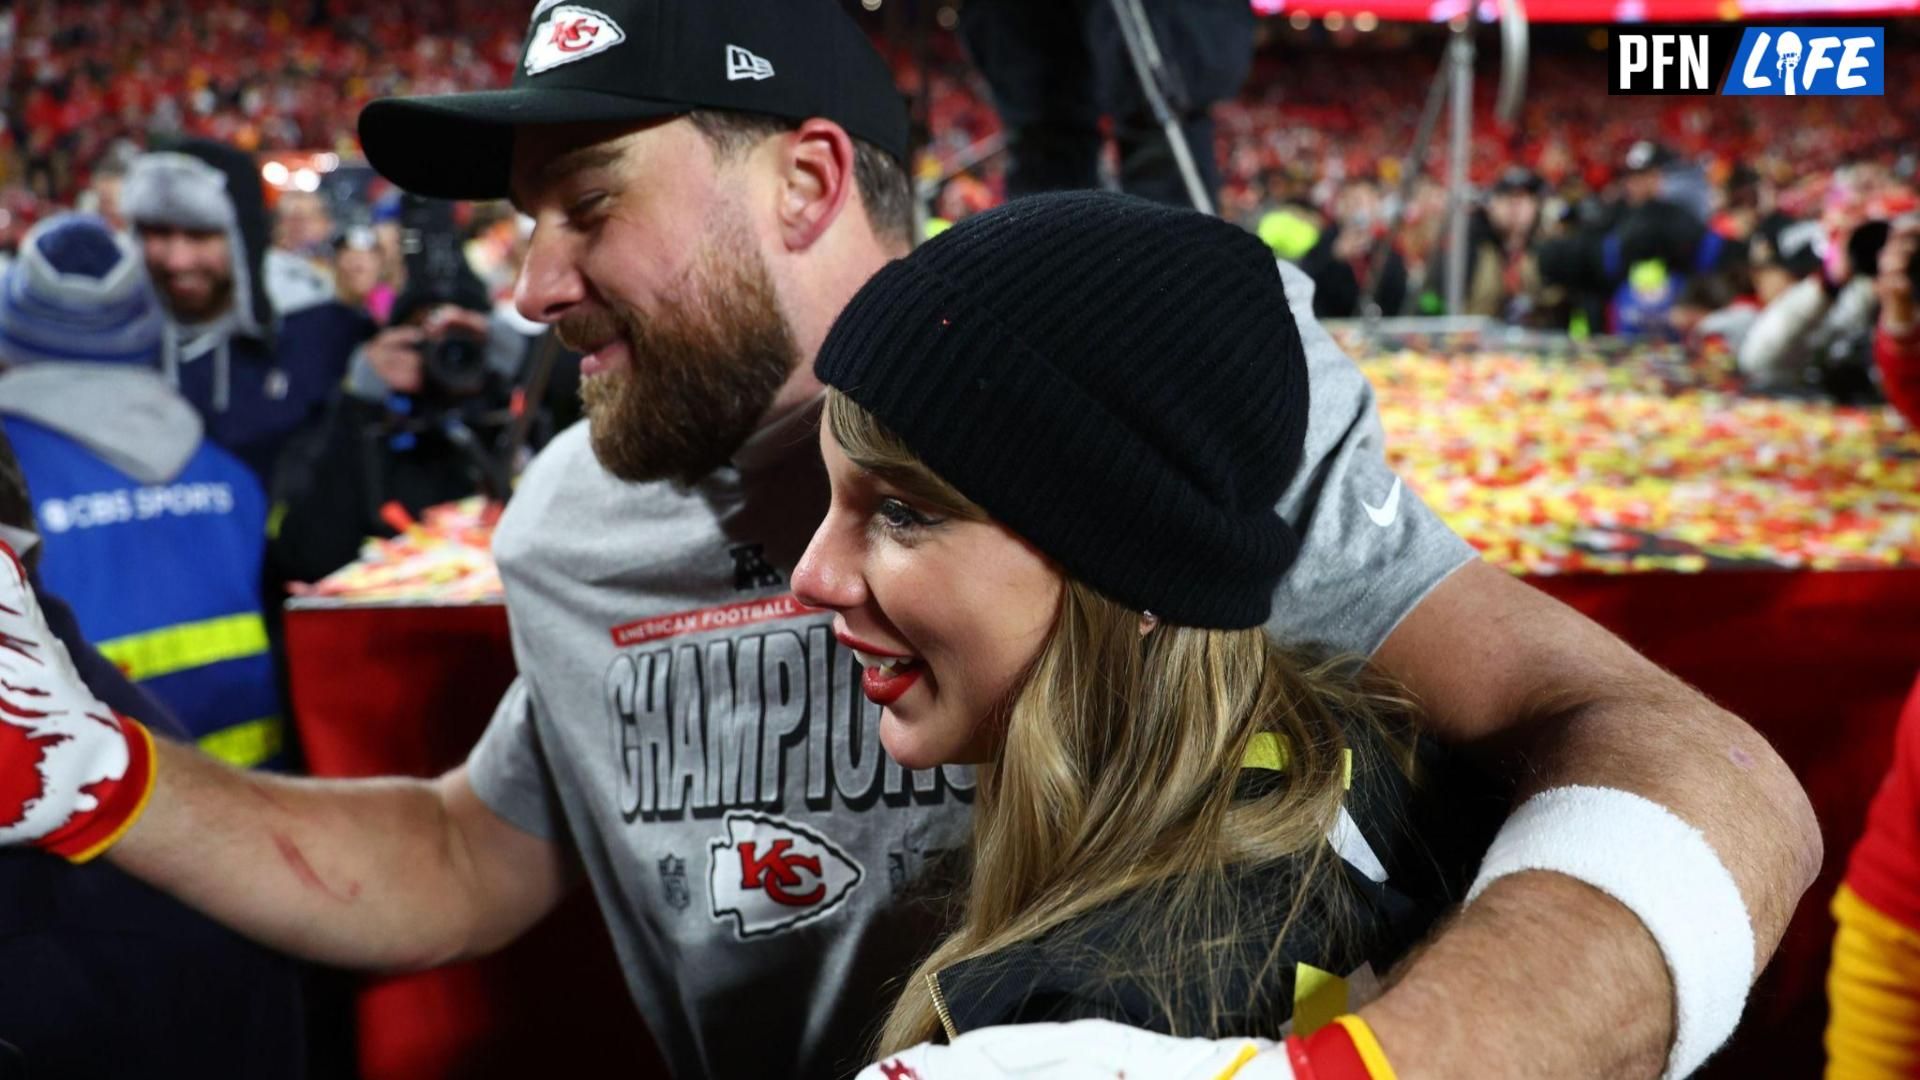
926,972,959,1042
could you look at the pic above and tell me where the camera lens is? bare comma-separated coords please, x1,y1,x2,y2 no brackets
425,331,489,398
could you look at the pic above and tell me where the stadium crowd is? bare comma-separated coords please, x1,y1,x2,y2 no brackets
5,6,1919,378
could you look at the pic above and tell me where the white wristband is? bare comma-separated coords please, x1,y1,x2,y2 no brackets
1467,786,1755,1080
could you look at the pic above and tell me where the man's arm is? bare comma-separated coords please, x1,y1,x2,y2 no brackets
1362,559,1822,1077
109,745,574,972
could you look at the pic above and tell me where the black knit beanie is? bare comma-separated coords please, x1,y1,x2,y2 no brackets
815,191,1310,630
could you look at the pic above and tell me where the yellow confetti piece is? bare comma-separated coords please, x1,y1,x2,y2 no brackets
1293,963,1348,1038
1243,732,1289,772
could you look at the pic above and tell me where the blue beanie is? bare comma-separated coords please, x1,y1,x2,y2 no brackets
0,213,165,368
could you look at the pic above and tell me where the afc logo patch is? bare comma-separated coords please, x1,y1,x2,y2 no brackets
658,854,691,912
709,811,863,939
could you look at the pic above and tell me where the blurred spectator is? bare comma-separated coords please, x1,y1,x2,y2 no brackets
1669,268,1760,355
120,138,372,481
1874,215,1920,428
0,413,306,1080
1256,192,1406,319
5,0,529,206
271,201,531,583
957,0,1255,207
1749,215,1827,306
272,188,334,264
71,140,139,230
0,213,286,768
1531,227,1610,337
1709,163,1768,247
1740,217,1883,395
1467,166,1542,318
330,222,386,316
1829,676,1920,1077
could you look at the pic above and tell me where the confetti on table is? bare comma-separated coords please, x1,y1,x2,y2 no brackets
302,497,504,603
300,342,1920,600
1354,345,1920,575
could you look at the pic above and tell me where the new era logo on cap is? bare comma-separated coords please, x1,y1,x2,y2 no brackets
727,45,775,81
525,4,627,76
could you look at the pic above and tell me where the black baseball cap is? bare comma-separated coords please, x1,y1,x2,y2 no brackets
1491,166,1543,196
359,0,908,201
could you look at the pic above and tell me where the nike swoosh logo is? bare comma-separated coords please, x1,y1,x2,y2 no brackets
1362,478,1402,528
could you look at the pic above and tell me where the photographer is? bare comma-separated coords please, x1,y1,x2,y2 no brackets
1739,214,1883,396
269,201,528,584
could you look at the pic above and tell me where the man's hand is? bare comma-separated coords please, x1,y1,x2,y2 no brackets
0,545,155,862
423,304,492,343
361,325,428,394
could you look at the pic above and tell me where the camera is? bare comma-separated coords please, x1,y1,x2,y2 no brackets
423,322,490,400
396,195,496,403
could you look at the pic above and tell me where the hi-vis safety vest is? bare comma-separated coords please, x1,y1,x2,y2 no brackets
3,416,285,769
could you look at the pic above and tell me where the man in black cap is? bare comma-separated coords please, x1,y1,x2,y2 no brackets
1465,167,1542,318
7,3,1819,1079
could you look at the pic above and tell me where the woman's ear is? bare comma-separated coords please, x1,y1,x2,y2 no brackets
1138,611,1160,637
773,118,857,253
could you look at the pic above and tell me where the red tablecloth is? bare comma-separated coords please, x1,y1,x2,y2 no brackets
1530,567,1920,1077
284,602,665,1080
288,565,1920,1077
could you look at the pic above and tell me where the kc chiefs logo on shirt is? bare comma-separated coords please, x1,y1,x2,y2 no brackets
709,811,864,938
524,4,626,75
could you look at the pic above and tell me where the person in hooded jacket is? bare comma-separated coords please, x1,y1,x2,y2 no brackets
0,214,306,1079
120,138,374,483
0,213,286,770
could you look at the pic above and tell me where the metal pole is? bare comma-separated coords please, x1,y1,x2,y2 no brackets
915,132,1009,205
1495,0,1530,126
1360,53,1455,322
1107,0,1215,215
1445,26,1474,316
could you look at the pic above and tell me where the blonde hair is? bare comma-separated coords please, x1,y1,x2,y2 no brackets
825,391,1417,1054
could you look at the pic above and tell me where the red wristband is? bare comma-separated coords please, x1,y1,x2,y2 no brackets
35,715,157,863
1285,1034,1320,1080
1301,1015,1397,1080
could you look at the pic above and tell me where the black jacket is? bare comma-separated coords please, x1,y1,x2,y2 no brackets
0,574,306,1079
268,391,511,584
931,734,1501,1041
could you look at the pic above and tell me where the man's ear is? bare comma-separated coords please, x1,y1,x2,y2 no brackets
773,119,857,253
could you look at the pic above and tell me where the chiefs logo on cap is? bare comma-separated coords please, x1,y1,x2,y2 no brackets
709,811,863,939
524,4,627,76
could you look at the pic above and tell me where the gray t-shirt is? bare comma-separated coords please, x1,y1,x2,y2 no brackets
467,260,1475,1079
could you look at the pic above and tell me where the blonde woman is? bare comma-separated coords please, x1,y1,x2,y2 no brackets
793,191,1489,1078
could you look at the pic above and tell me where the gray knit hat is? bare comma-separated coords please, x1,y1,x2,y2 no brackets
0,213,165,368
815,192,1310,630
